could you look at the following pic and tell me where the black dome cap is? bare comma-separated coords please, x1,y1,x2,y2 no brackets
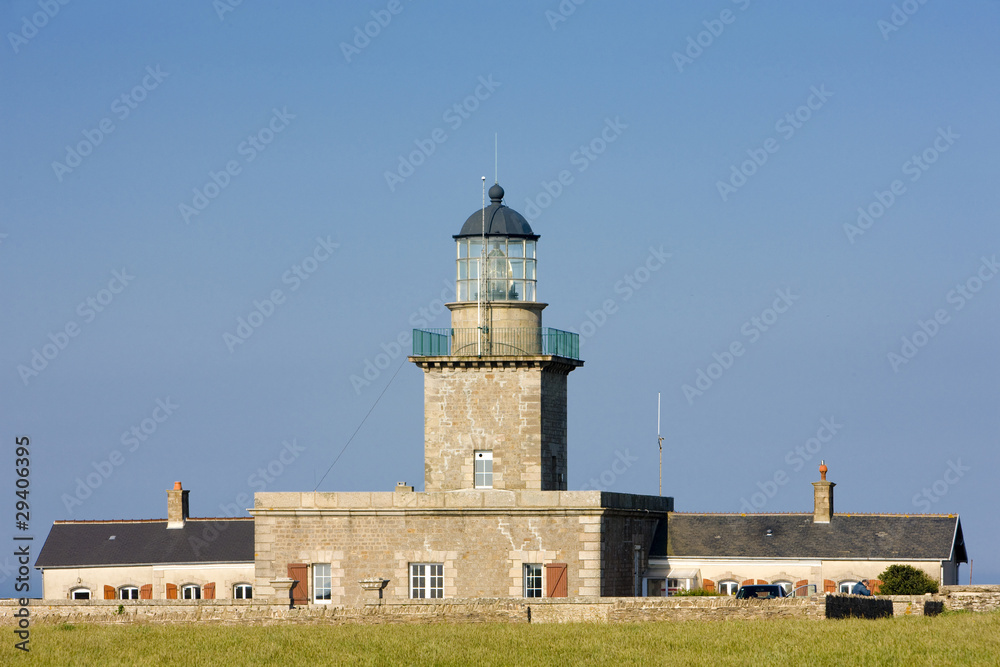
455,182,538,239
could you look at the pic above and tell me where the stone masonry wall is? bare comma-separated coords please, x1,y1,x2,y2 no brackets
540,369,568,491
940,585,1000,612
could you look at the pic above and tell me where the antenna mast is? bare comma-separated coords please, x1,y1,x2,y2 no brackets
478,176,486,356
658,393,664,497
494,133,498,184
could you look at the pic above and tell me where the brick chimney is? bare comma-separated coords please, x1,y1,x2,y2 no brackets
166,481,189,529
811,461,834,524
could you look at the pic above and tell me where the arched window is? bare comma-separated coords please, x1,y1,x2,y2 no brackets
839,580,858,594
234,583,253,600
119,586,140,600
718,580,739,596
773,581,793,596
71,588,91,600
181,584,201,599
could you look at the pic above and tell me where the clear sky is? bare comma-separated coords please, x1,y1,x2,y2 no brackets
2,1,997,596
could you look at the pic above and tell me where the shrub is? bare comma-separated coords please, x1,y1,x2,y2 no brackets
876,564,939,595
672,588,722,597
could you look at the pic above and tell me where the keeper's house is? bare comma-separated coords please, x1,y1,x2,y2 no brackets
35,483,254,601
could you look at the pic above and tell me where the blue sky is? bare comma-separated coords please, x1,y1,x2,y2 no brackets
2,1,998,596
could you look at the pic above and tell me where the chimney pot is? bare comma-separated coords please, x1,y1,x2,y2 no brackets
173,481,182,490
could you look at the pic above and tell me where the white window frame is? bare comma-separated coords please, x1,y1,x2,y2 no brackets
71,587,91,600
313,563,332,603
839,580,858,594
773,581,793,596
524,563,543,598
410,563,444,599
119,586,140,600
474,450,493,489
718,580,739,596
181,584,201,599
234,583,253,600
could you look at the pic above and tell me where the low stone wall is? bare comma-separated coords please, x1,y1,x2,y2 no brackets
940,585,1000,613
884,595,943,617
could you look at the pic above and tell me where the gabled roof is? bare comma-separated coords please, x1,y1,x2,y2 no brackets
35,519,254,568
652,513,966,562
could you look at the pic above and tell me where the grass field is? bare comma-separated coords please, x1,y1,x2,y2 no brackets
12,612,1000,666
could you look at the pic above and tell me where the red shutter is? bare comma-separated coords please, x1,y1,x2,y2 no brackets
794,579,809,596
869,579,883,594
166,583,178,599
203,582,216,600
104,585,115,600
741,579,754,586
702,579,715,593
823,579,836,593
140,584,152,600
756,579,768,585
288,563,308,605
545,563,568,598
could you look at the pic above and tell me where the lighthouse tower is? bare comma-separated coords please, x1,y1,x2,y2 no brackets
410,182,583,492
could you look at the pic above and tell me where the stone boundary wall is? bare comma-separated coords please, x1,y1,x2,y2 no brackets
883,595,944,617
939,585,1000,613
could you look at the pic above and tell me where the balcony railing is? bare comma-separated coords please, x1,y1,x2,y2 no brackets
412,327,580,360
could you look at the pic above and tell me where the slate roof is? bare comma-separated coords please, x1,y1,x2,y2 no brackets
35,519,254,568
651,513,966,562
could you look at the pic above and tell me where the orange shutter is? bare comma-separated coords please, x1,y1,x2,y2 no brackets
166,583,178,599
756,579,768,585
869,579,882,594
203,582,216,600
741,579,754,586
823,579,836,593
702,579,715,593
545,563,568,598
140,584,152,600
104,585,115,600
288,563,308,605
794,579,809,596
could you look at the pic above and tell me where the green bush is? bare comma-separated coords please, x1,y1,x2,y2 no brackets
672,588,722,596
877,564,939,595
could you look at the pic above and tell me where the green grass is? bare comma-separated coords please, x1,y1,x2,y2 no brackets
14,613,1000,666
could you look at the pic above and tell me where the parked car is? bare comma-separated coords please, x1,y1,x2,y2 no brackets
735,585,788,599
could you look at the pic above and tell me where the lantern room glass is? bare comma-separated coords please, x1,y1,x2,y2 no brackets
456,237,536,302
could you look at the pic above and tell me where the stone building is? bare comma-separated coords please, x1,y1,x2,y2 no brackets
251,183,674,605
643,462,967,596
35,482,254,600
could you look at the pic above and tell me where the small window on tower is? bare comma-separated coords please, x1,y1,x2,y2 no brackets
474,450,493,488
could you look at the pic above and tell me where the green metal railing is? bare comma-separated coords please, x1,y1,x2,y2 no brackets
412,327,580,360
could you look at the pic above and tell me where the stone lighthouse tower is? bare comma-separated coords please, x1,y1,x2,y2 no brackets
410,182,583,492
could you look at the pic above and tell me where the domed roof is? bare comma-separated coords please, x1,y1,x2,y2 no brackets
455,183,538,239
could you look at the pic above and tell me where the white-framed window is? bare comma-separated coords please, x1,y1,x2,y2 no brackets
181,584,201,599
524,564,543,598
234,583,253,600
474,450,493,489
718,580,739,596
119,586,140,600
774,581,793,596
410,563,444,599
71,588,91,600
839,580,858,594
313,563,332,603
